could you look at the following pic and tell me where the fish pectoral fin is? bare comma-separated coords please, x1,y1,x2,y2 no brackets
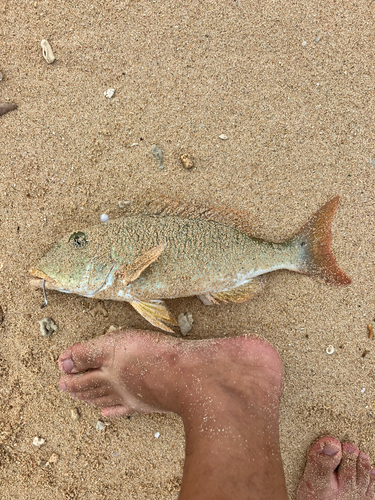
211,277,264,303
116,243,166,285
129,299,178,333
197,293,219,306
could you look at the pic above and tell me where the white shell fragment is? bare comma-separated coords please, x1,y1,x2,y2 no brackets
219,134,228,140
326,345,334,355
96,420,105,432
41,39,56,64
302,41,307,47
178,312,194,336
118,200,130,209
100,214,109,222
104,88,115,99
38,317,58,337
154,432,160,439
33,436,46,447
151,144,165,169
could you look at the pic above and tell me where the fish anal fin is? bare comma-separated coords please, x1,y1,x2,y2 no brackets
130,299,177,332
116,243,166,285
126,193,257,236
211,278,264,303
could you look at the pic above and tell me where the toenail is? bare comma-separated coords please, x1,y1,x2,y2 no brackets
360,452,369,461
346,443,358,454
62,358,74,373
59,381,67,392
323,443,340,456
371,468,375,475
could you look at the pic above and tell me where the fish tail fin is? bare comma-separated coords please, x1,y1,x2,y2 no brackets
294,197,351,285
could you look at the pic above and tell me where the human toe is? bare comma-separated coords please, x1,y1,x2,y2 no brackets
59,371,106,394
297,436,341,499
101,405,133,418
366,469,375,499
337,442,359,490
58,338,112,374
357,451,371,495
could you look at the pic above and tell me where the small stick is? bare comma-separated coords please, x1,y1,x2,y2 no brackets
368,324,373,339
41,279,48,309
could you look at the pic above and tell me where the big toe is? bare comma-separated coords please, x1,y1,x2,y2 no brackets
297,436,342,500
58,337,113,374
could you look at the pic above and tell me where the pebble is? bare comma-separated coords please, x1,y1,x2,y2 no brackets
48,452,59,464
118,200,131,209
326,345,334,355
180,153,194,170
151,144,165,169
361,388,366,394
177,312,193,336
302,41,307,47
70,408,80,421
315,36,321,43
370,159,375,166
33,436,46,447
100,214,109,222
154,432,160,439
41,39,56,64
96,420,105,432
38,317,58,337
0,72,3,81
219,134,228,140
0,305,4,325
0,102,18,116
104,88,115,99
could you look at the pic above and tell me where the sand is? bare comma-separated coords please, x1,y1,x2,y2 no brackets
0,0,374,498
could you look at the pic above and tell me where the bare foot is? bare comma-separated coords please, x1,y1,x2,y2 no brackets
58,329,287,500
297,436,375,500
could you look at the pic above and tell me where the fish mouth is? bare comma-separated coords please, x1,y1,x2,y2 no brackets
29,268,63,289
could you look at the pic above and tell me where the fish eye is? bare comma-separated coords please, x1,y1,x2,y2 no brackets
68,231,88,248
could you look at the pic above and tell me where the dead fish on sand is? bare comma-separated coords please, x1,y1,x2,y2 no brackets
29,196,351,332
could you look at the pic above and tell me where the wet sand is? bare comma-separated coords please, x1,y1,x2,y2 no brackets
0,0,374,498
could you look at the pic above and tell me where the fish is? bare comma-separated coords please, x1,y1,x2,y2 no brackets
29,196,351,332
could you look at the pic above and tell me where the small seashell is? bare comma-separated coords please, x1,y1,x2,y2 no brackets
180,153,194,170
326,345,334,355
70,408,80,421
118,200,130,209
96,420,105,432
100,214,109,222
302,41,307,47
219,134,228,140
41,39,56,64
104,88,115,99
38,317,58,337
178,312,193,336
0,102,18,116
151,144,165,169
33,436,46,447
154,432,160,439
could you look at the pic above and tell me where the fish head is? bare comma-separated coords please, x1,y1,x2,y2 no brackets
29,230,116,296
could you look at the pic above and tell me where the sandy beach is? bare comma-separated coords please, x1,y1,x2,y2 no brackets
0,0,374,498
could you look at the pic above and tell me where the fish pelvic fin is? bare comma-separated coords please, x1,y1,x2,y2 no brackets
211,277,264,303
293,196,351,285
130,299,178,333
116,243,166,285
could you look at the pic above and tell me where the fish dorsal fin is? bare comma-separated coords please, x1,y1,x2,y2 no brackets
129,299,177,332
126,194,256,236
116,243,166,285
211,277,264,303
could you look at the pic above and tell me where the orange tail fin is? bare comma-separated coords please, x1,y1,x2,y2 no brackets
294,197,351,285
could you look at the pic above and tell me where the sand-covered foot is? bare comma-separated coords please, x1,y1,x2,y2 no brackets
59,329,288,500
297,436,375,500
